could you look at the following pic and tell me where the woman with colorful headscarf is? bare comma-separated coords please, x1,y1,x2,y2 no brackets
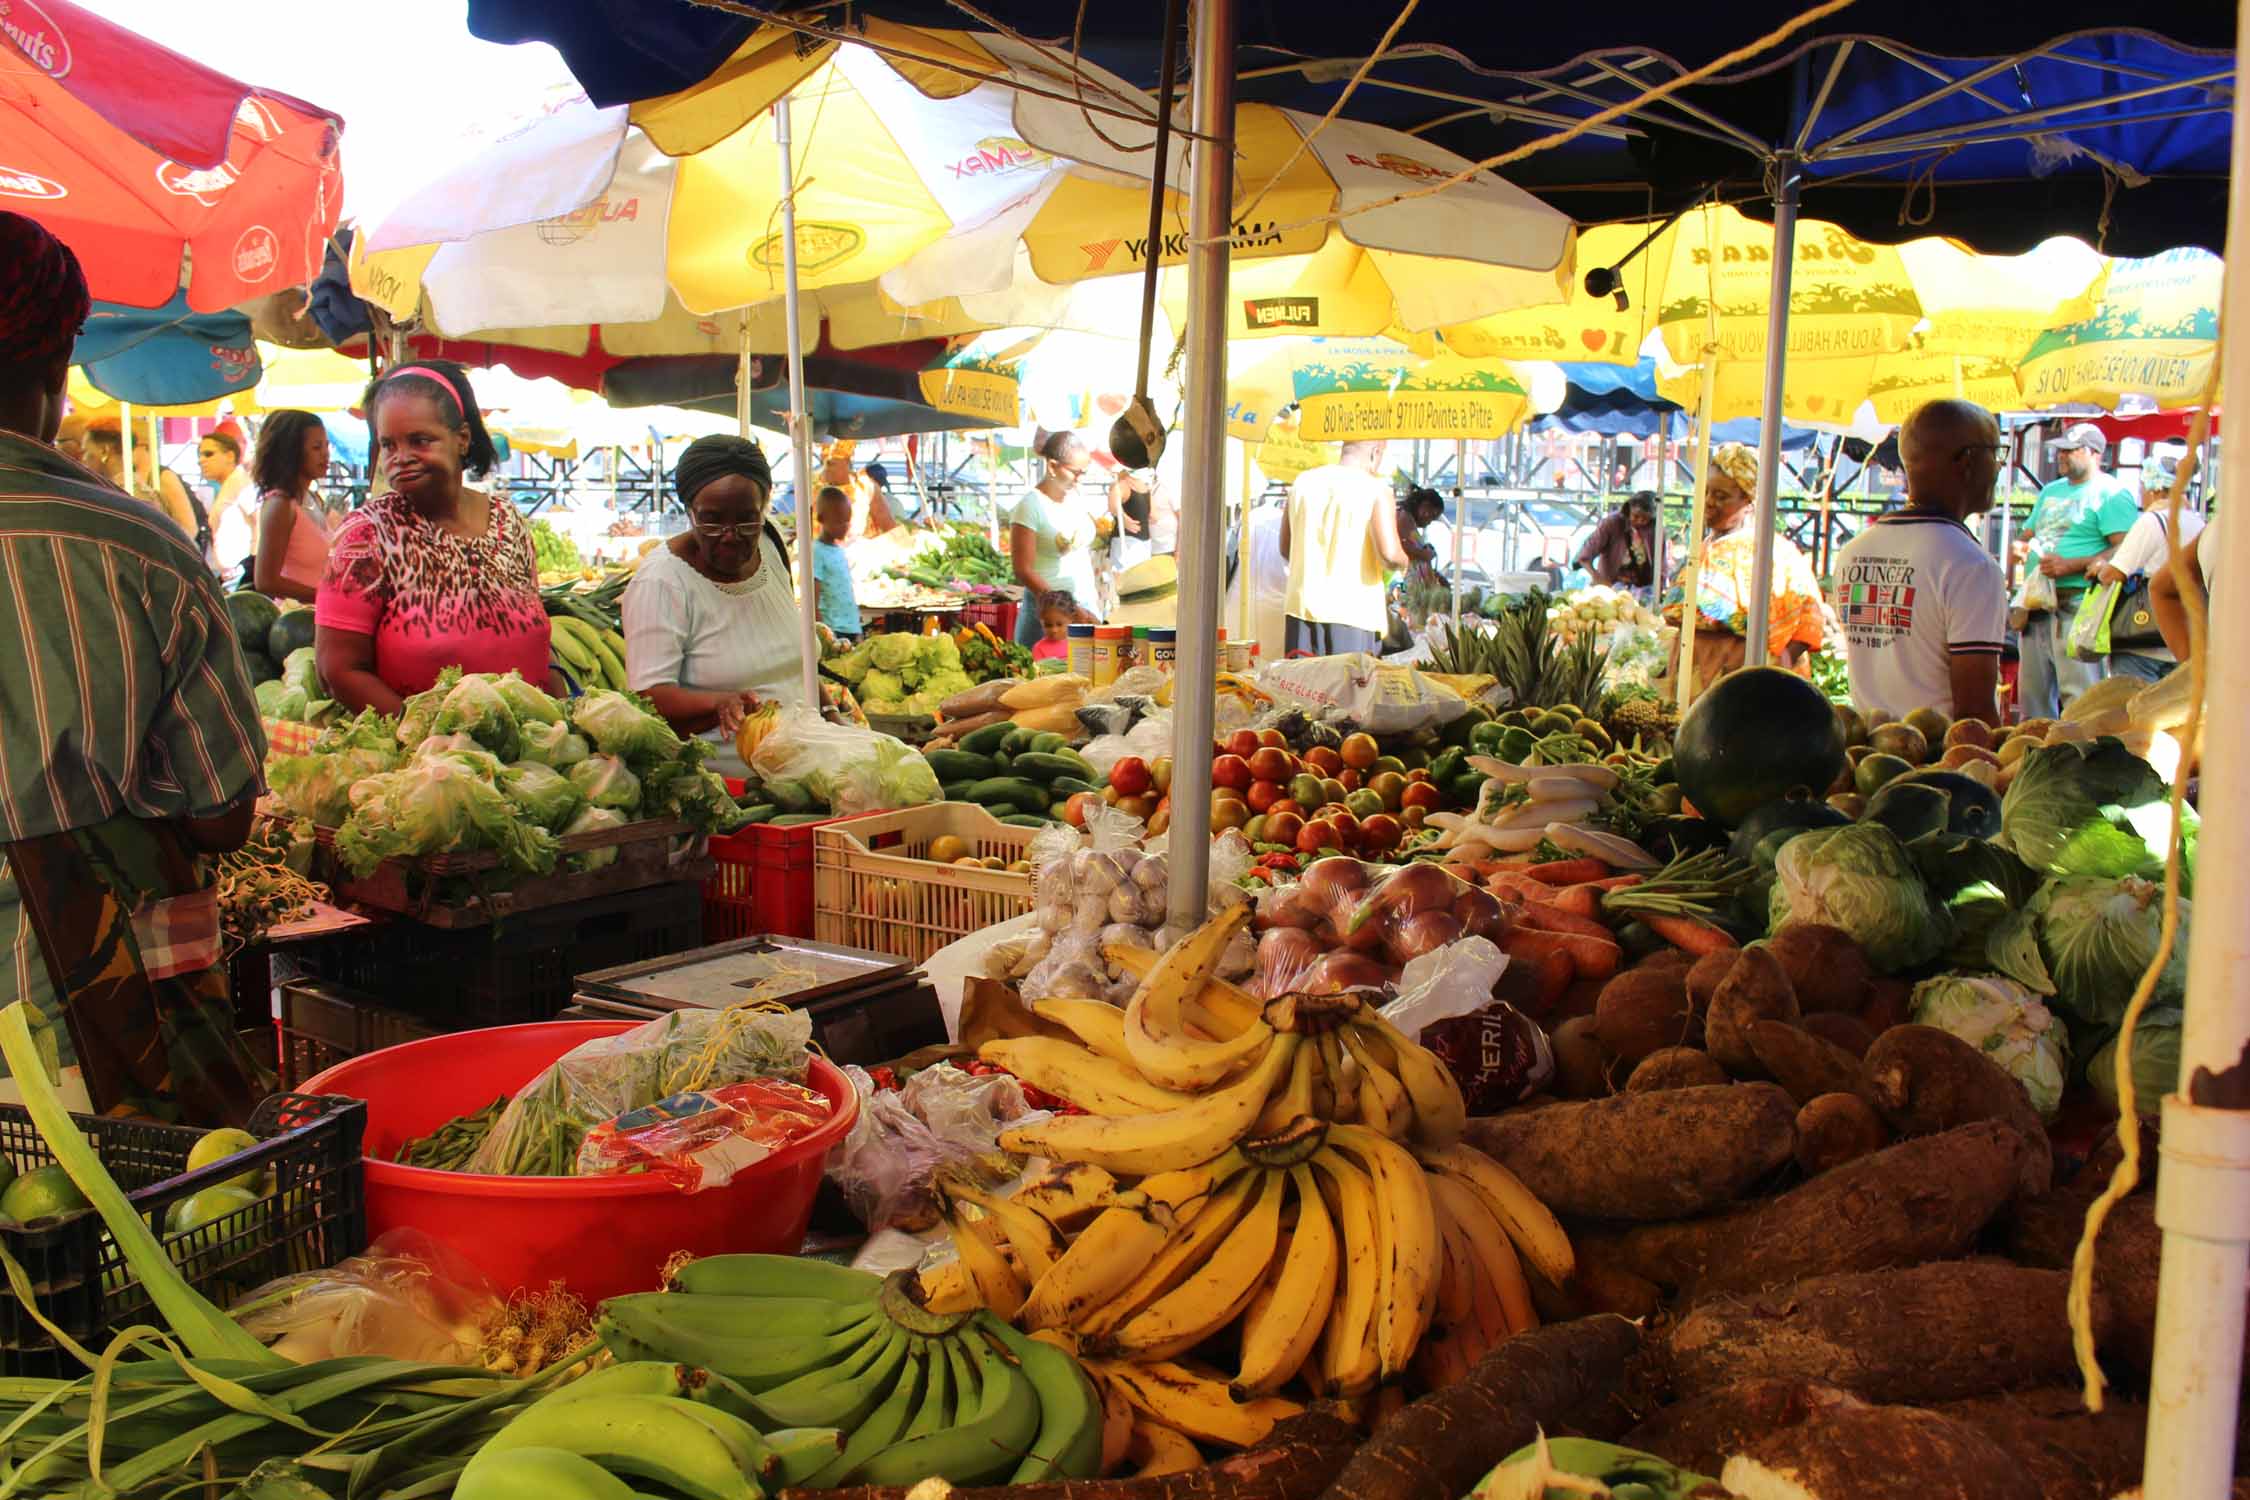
621,435,804,772
1663,442,1826,691
315,361,553,712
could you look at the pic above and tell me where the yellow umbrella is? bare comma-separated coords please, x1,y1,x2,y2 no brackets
1423,219,1676,364
2017,247,2221,409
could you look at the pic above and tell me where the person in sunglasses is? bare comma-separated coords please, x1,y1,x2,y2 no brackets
1009,430,1102,651
316,360,554,713
620,435,803,770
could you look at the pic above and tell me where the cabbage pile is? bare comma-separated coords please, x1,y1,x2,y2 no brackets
269,669,755,878
821,631,976,716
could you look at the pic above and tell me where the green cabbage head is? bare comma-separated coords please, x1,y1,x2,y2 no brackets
1910,973,2070,1118
2030,874,2189,1028
1768,823,1948,974
2089,1006,2182,1116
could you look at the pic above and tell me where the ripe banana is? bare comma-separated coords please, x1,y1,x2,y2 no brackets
1417,1142,1576,1286
1356,1013,1469,1148
1255,1037,1318,1135
941,1178,1063,1281
1102,943,1265,1038
1094,1358,1302,1449
1079,1169,1260,1339
804,1340,925,1486
945,1201,1028,1320
849,1317,1040,1487
916,1256,979,1315
1019,1151,1247,1331
1032,997,1140,1065
1127,1419,1204,1476
1011,1160,1118,1234
1116,905,1275,1090
471,1393,761,1500
978,1036,1195,1116
454,1446,639,1500
1233,1165,1340,1398
753,1321,910,1430
1309,1147,1382,1397
987,1315,1106,1482
1427,1188,1478,1332
1339,1025,1416,1139
1104,1167,1284,1361
1426,1171,1537,1336
1332,1124,1439,1376
1000,1034,1300,1176
670,1255,884,1303
1092,1367,1135,1474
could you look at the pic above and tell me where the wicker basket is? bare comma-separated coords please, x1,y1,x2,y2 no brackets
813,803,1037,964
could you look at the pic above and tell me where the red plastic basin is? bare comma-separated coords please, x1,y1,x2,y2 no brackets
303,1021,858,1303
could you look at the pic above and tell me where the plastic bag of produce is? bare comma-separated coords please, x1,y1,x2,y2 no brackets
1253,858,1509,998
573,1076,834,1191
1420,1001,1554,1113
568,753,642,814
571,688,685,766
1258,652,1469,734
468,1005,813,1177
497,761,585,832
432,672,522,762
518,718,591,770
1078,710,1173,781
491,670,562,726
559,805,626,870
748,705,940,815
232,1228,498,1366
1385,933,1510,1034
829,1063,1034,1232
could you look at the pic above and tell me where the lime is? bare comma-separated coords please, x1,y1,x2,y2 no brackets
165,1185,260,1242
0,1156,18,1202
185,1127,267,1195
1,1165,88,1225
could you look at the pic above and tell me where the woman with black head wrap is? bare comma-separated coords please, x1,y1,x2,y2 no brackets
620,435,801,768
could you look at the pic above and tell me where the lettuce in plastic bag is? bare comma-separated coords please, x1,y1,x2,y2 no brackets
333,757,560,876
568,753,642,814
499,761,586,831
747,706,940,815
267,747,399,828
560,805,627,871
395,667,460,747
431,673,522,762
571,689,684,766
492,671,562,727
519,718,591,770
1909,973,2069,1118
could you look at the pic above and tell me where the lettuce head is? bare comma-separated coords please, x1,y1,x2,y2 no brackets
1769,823,1948,974
519,718,591,770
560,805,627,870
568,753,642,814
1910,973,2069,1118
432,672,522,762
333,756,559,876
499,760,587,831
492,670,563,727
571,689,684,766
267,747,399,828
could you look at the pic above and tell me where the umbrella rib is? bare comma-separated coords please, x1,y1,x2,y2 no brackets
1818,42,2069,153
1576,57,1772,155
1815,100,2233,165
1793,39,1856,154
1336,75,1643,141
1513,58,1774,155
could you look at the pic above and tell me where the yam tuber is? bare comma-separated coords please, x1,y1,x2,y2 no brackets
1596,1120,2019,1296
1858,976,1911,1034
1704,946,1800,1076
1465,1084,1796,1221
1684,951,1733,1016
1860,1024,2052,1199
1792,1092,1889,1175
1935,1389,2150,1500
1668,1260,2107,1404
1619,1379,1860,1478
1625,1047,1729,1093
1798,1011,1876,1058
1746,1021,1864,1107
1592,967,1702,1062
1315,1317,1640,1500
1762,923,1871,1014
1720,1403,2040,1500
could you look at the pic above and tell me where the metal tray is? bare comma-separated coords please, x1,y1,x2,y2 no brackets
574,935,914,1012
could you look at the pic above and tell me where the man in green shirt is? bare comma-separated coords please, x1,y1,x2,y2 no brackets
2014,422,2139,718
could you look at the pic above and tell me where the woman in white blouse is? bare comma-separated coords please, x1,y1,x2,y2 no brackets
622,436,805,773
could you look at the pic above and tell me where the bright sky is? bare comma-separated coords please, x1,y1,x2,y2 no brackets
98,0,582,226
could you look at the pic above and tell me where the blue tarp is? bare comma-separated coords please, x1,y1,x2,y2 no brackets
74,294,260,407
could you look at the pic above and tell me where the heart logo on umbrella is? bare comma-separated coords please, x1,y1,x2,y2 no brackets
1580,328,1607,352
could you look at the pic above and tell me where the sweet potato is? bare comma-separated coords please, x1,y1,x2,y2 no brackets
1799,1011,1876,1058
1792,1092,1889,1175
1620,1380,1861,1477
1317,1317,1640,1500
1684,951,1734,1015
1935,1389,2150,1500
1465,1083,1796,1221
1592,966,1702,1062
1598,1121,2020,1296
1625,1047,1728,1093
1762,922,1871,1014
1861,1024,2052,1198
1747,1021,1864,1106
1720,1404,2040,1500
1704,945,1800,1075
1548,1016,1614,1099
1668,1260,2107,1404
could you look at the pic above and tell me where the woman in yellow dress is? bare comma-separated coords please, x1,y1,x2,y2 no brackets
1665,441,1826,692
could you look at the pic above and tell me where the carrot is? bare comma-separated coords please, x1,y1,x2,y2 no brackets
1517,902,1617,943
1639,911,1738,956
1493,946,1573,1018
1550,883,1604,920
1485,873,1560,905
1593,874,1645,891
1522,857,1610,886
1501,926,1622,982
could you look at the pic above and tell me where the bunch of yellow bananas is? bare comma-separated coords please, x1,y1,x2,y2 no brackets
921,903,1575,1449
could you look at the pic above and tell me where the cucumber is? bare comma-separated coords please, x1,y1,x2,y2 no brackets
1001,729,1036,756
769,780,814,813
958,722,1013,756
1048,776,1096,799
964,776,1049,815
999,813,1054,828
769,813,830,826
1028,731,1070,755
1015,751,1096,784
925,749,999,782
730,803,778,826
992,751,1013,770
940,781,980,801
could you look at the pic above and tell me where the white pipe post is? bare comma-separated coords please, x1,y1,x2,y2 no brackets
1676,377,1718,718
1239,440,1255,649
2141,7,2250,1488
1450,438,1467,623
774,98,820,709
1165,0,1234,927
1743,157,1801,667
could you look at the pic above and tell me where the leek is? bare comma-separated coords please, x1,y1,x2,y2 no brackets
0,1002,281,1368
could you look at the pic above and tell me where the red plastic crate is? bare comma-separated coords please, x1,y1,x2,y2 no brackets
705,812,875,940
959,598,1019,643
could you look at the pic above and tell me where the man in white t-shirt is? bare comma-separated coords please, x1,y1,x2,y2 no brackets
1832,400,2008,725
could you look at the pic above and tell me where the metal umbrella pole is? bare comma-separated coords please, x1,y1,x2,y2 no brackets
773,97,821,709
1742,155,1802,667
1164,0,1235,927
1450,438,1467,623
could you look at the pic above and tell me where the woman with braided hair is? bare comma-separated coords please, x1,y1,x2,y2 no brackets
315,360,553,713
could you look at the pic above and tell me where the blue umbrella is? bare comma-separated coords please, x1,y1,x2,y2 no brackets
74,293,261,407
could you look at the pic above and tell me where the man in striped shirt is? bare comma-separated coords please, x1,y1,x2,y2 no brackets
0,213,270,1121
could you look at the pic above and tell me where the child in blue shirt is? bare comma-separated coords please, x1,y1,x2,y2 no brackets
811,486,860,642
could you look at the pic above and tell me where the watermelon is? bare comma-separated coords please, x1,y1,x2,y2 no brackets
1728,794,1849,863
1673,666,1847,827
224,591,280,658
267,606,317,663
240,650,279,684
1891,769,2004,839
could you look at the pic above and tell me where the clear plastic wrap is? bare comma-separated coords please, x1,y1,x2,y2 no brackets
828,1063,1038,1233
468,1007,813,1177
234,1229,496,1365
573,1076,834,1191
747,705,941,813
1251,857,1509,999
1257,654,1471,734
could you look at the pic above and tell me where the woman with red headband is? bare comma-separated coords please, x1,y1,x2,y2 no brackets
315,361,551,712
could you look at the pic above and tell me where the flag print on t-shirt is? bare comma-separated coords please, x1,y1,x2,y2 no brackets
1841,567,1916,640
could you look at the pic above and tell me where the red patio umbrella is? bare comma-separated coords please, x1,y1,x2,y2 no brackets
0,0,344,310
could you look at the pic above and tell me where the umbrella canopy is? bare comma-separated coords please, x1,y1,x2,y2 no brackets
2016,247,2222,409
3,0,343,311
72,295,261,407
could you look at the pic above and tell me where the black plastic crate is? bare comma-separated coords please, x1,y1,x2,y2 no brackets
276,980,442,1089
299,882,704,1030
803,982,948,1067
0,1093,366,1378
